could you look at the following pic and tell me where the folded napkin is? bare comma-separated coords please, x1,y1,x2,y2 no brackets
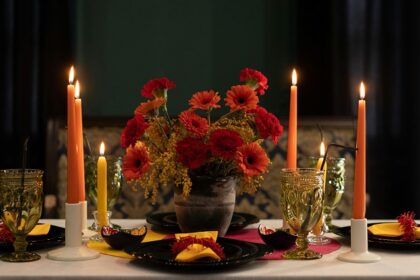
86,228,167,259
368,223,420,239
174,231,221,262
28,224,51,236
87,240,133,259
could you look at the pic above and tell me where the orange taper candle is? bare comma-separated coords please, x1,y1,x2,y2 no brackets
353,82,366,219
287,69,298,169
67,66,79,203
74,81,85,202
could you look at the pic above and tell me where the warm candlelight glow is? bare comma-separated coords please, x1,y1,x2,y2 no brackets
100,142,105,156
292,69,297,85
69,66,75,84
75,81,80,99
360,82,365,99
320,141,325,157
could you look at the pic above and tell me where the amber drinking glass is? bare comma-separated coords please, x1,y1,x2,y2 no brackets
279,168,324,260
0,169,43,262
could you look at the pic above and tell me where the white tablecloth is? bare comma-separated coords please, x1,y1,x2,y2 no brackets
1,219,419,280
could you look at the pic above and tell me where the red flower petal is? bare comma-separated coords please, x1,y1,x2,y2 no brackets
122,142,151,181
235,143,269,176
224,85,259,111
239,68,268,95
141,77,176,99
120,114,149,148
208,129,244,160
397,211,417,241
176,137,209,169
179,110,209,137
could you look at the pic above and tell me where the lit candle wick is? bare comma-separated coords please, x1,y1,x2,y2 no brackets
69,66,75,85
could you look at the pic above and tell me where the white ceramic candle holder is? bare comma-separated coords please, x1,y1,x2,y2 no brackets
337,218,381,263
47,202,100,261
80,200,87,231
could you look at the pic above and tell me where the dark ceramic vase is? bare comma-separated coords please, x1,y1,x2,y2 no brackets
174,175,236,237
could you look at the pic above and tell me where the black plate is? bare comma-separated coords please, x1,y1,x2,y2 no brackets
332,223,420,250
125,237,272,270
146,212,259,232
0,225,65,252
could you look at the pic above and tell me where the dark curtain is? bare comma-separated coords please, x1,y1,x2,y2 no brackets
0,0,73,194
297,0,420,218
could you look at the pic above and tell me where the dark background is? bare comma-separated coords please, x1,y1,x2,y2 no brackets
1,0,420,218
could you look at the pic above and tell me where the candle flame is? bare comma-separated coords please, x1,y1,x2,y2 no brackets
292,69,297,85
360,82,365,99
320,141,325,157
75,80,80,99
100,142,105,156
69,66,75,84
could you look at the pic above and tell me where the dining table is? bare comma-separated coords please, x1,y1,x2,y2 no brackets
1,219,419,280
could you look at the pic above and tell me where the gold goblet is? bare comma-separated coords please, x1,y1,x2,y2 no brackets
0,169,43,262
280,168,324,260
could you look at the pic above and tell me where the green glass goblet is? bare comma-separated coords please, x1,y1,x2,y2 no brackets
323,157,345,230
0,169,43,262
280,168,324,260
85,155,122,230
85,155,122,210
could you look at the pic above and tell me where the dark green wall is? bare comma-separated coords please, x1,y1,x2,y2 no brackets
75,0,294,117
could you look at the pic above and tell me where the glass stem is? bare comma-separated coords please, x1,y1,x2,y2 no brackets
325,211,332,227
295,232,309,252
13,234,28,253
323,213,330,233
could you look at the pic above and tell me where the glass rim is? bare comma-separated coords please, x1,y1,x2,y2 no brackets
281,168,324,175
0,169,43,175
302,156,345,160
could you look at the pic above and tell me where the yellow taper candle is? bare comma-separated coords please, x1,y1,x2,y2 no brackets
313,141,326,235
97,142,108,228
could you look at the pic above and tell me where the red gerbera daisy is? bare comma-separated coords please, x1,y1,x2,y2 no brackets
176,137,209,169
224,85,259,112
134,97,166,116
239,68,268,95
122,142,151,181
208,129,244,160
254,111,284,144
189,90,221,110
141,77,176,99
179,110,209,137
235,143,269,176
247,106,267,115
120,114,149,148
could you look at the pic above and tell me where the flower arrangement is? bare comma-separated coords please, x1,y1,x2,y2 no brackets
120,68,284,202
